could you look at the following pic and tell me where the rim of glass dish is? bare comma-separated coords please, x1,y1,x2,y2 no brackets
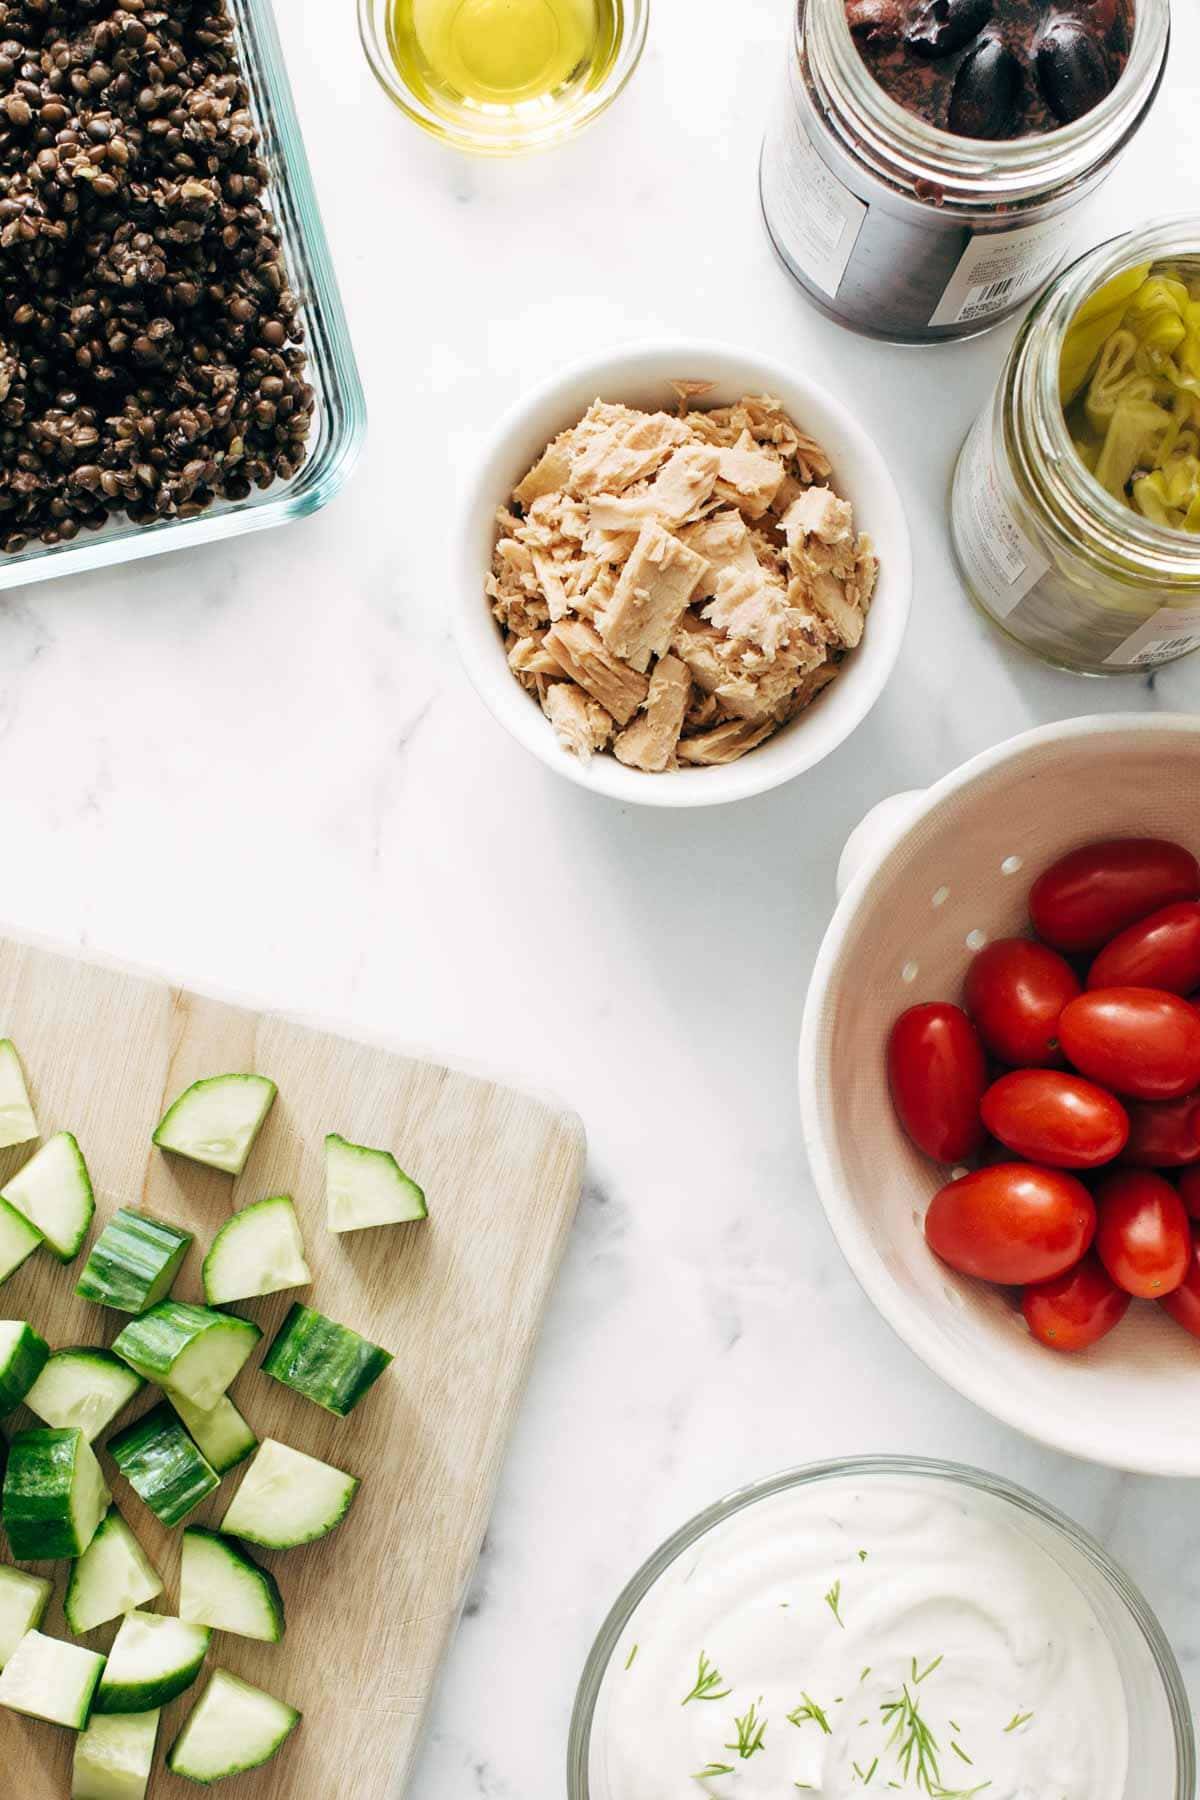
357,0,649,155
801,0,1169,208
567,1453,1196,1800
0,0,365,593
1004,212,1200,581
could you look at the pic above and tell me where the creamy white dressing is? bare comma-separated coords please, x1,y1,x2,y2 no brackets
591,1475,1129,1800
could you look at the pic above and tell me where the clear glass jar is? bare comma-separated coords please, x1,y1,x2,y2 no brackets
759,0,1169,343
951,217,1200,673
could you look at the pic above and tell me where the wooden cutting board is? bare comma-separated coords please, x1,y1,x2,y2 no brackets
0,931,585,1799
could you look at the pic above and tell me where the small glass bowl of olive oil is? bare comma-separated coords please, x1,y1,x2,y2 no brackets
359,0,647,154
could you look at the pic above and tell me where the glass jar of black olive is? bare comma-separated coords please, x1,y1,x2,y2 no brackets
760,0,1169,342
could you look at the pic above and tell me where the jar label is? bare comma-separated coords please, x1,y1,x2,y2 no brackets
1105,606,1200,668
760,95,866,299
929,218,1072,329
954,409,1050,615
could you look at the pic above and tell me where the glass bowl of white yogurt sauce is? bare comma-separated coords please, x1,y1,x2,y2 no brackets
569,1456,1193,1800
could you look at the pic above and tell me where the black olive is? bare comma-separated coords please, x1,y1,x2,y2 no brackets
1035,17,1114,123
905,0,994,59
948,34,1025,137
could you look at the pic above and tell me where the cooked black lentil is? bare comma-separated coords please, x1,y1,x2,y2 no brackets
0,0,313,554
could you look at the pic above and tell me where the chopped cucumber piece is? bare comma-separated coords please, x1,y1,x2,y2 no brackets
166,1391,256,1477
326,1132,427,1233
113,1301,260,1411
168,1668,300,1783
65,1508,163,1635
95,1610,210,1715
0,1564,52,1667
262,1304,392,1418
0,1040,38,1150
1,1132,94,1261
220,1438,359,1549
108,1405,219,1529
0,1195,41,1286
25,1349,145,1442
153,1075,277,1177
0,1320,49,1412
202,1195,311,1305
0,1628,105,1727
3,1427,110,1560
180,1530,284,1643
76,1209,192,1315
73,1708,160,1800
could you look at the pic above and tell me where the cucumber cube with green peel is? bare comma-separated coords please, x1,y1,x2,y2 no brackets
0,1320,49,1413
220,1439,359,1549
113,1300,260,1411
1,1131,94,1261
262,1304,393,1418
0,1565,52,1668
25,1348,146,1442
168,1669,300,1783
95,1611,210,1715
166,1390,257,1476
3,1427,110,1561
66,1508,164,1636
73,1708,161,1800
0,1195,41,1286
203,1194,311,1305
181,1530,285,1643
107,1405,219,1529
326,1132,427,1233
153,1074,277,1176
0,1628,105,1728
0,1040,38,1150
76,1208,193,1315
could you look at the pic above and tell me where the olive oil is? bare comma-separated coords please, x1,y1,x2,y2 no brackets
390,0,622,129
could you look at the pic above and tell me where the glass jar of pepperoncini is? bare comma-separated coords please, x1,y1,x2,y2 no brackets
950,218,1200,673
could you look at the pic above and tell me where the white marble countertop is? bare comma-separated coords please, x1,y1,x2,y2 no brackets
1,0,1198,1791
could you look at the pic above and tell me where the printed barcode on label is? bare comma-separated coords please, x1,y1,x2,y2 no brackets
965,277,1017,308
1127,636,1200,666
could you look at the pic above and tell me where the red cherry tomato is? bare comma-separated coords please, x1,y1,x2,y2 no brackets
925,1164,1096,1284
1030,838,1200,953
963,939,1080,1067
1022,1254,1131,1352
980,1070,1128,1169
1121,1093,1200,1168
1094,1169,1191,1297
1088,900,1200,995
1177,1167,1200,1220
888,1004,986,1163
1059,987,1200,1100
1160,1229,1200,1338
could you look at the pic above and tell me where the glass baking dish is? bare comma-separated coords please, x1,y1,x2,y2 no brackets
0,0,364,594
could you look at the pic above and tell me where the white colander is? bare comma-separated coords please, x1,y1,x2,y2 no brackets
800,713,1200,1477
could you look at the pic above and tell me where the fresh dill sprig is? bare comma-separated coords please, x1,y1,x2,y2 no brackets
825,1580,845,1628
681,1652,732,1706
912,1655,943,1685
692,1765,734,1780
854,1757,880,1785
624,1643,638,1671
930,1784,992,1799
951,1742,973,1765
725,1699,767,1760
1004,1711,1034,1733
860,1666,872,1684
881,1683,941,1793
787,1693,832,1734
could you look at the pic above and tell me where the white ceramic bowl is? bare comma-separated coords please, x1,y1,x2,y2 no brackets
454,341,911,808
800,714,1200,1477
